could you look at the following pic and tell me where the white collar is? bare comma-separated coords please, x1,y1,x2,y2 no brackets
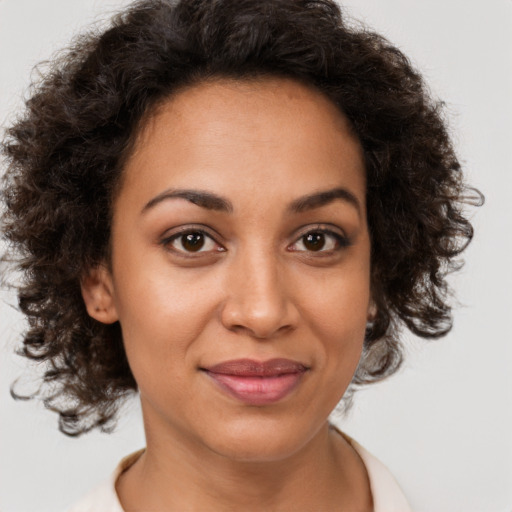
68,433,412,512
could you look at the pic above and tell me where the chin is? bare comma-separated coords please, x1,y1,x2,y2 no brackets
202,415,324,463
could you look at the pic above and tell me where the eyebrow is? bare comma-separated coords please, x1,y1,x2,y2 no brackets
141,186,361,216
288,187,362,217
142,189,233,214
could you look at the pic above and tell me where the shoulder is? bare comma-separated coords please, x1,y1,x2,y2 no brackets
66,450,144,512
345,434,413,512
66,479,121,512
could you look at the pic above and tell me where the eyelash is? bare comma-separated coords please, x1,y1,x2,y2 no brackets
288,228,350,253
160,226,350,256
160,227,225,256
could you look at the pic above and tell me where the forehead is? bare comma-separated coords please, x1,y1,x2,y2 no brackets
136,76,358,154
120,77,366,211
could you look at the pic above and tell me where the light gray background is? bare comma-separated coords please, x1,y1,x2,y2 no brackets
1,1,511,511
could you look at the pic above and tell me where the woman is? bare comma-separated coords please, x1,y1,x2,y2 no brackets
1,0,481,510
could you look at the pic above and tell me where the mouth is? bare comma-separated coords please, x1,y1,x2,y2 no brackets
201,358,309,406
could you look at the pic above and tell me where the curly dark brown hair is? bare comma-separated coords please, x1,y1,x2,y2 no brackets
1,0,481,436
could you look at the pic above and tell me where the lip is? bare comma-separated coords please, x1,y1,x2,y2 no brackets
202,358,308,406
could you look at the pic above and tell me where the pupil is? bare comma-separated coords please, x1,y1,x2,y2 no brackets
304,233,325,251
183,232,205,252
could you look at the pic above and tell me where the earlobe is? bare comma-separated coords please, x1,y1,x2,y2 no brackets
80,265,119,324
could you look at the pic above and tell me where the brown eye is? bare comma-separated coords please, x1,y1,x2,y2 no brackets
303,232,326,251
289,228,349,253
164,230,222,254
182,232,205,252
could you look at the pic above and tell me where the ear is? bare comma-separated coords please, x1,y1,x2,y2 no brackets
81,265,119,324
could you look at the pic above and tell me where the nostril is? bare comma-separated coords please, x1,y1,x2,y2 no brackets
222,309,297,340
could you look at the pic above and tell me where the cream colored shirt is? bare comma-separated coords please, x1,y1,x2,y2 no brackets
67,436,412,512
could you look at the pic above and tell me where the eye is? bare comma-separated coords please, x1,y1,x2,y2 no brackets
162,229,224,255
289,229,349,253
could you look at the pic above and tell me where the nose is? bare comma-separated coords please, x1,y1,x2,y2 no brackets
220,250,299,339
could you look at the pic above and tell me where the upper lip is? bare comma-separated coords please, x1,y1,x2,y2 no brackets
204,358,308,377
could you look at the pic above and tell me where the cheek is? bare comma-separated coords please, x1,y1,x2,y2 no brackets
298,258,371,329
294,263,370,375
112,266,223,380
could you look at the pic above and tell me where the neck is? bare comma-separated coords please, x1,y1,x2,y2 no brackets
116,420,372,512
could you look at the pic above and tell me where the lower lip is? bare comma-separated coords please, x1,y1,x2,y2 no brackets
205,372,305,405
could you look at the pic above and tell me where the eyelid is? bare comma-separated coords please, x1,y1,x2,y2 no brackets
288,224,351,252
159,223,350,256
160,225,226,255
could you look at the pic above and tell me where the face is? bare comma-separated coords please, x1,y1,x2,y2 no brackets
83,77,371,462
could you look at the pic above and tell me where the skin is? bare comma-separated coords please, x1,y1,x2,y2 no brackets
82,77,374,511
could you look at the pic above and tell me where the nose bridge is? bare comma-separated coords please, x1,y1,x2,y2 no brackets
221,242,296,338
244,247,281,307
